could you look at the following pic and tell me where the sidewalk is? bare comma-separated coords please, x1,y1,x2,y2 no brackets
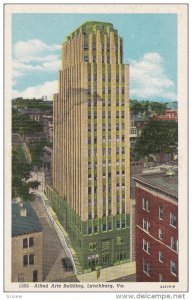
45,248,75,282
37,192,83,275
31,196,68,281
77,261,136,282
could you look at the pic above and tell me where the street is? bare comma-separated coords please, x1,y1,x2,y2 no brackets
31,195,78,282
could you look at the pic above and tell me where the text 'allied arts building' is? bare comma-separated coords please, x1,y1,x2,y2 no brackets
47,21,133,272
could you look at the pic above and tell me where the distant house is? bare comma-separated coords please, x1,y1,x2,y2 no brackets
153,110,178,122
130,119,138,148
18,108,43,122
131,115,148,137
42,115,53,143
12,202,43,282
134,170,178,282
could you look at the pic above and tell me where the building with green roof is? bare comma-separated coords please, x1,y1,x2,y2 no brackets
50,20,134,275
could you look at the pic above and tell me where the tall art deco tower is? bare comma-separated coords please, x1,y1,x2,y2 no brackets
51,21,131,272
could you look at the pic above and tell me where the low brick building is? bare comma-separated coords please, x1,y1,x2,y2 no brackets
134,171,178,282
153,110,178,122
12,202,43,282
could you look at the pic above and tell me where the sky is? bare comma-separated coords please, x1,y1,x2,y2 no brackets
12,13,177,102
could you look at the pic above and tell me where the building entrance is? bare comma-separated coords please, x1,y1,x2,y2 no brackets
88,256,99,271
102,253,110,267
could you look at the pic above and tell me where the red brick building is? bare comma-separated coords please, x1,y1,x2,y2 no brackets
134,171,178,282
153,110,178,122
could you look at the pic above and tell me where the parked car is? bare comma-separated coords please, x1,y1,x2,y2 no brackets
61,257,73,271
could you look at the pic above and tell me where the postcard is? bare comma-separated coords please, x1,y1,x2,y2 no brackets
4,3,188,294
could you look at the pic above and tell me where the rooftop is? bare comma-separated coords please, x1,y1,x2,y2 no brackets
12,202,42,237
133,171,178,201
66,21,117,41
18,108,43,115
131,115,147,122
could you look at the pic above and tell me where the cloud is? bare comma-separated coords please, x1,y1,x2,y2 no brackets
13,39,60,62
130,52,177,101
12,80,58,100
12,39,61,83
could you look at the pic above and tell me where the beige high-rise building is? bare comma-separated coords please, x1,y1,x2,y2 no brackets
50,21,131,272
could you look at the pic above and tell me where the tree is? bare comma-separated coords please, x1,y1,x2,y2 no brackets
130,99,168,116
134,120,178,159
12,113,43,135
12,97,52,113
12,145,40,201
28,139,47,168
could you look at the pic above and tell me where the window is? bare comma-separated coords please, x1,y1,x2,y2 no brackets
89,242,96,251
170,213,177,228
23,237,34,249
143,219,150,232
159,273,163,282
103,224,107,231
143,260,150,276
159,251,163,263
29,237,34,247
18,273,24,282
108,223,112,230
23,238,28,248
33,270,38,282
116,221,120,229
84,56,89,62
170,236,178,251
170,260,177,276
84,44,89,51
23,254,34,267
143,239,150,254
122,220,125,228
142,198,149,211
159,206,164,219
116,251,125,261
102,240,110,250
158,228,163,240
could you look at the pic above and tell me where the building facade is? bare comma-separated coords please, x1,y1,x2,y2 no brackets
12,202,43,282
18,108,43,122
49,21,132,272
134,172,178,282
42,115,53,143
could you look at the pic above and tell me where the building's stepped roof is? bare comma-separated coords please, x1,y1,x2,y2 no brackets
66,21,117,41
